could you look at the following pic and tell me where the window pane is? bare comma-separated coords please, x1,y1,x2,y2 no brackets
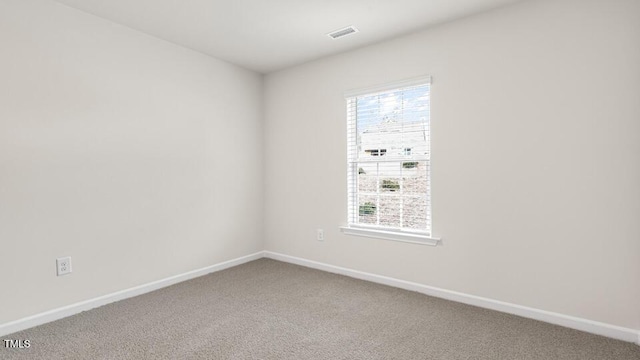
357,164,378,194
356,85,429,161
378,196,402,228
403,196,428,230
380,160,401,193
402,161,428,195
358,195,378,225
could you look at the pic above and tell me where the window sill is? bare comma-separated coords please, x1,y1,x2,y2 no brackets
339,226,441,246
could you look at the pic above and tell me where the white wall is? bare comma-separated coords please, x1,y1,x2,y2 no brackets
264,0,640,330
0,0,263,324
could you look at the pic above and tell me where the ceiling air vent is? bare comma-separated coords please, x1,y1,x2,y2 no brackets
327,26,359,39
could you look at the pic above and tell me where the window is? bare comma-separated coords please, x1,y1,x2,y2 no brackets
342,77,438,245
365,149,387,156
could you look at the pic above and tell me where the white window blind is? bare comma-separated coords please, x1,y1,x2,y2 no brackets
346,78,431,238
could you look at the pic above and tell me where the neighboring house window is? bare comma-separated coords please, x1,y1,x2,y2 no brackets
365,149,387,156
343,77,436,244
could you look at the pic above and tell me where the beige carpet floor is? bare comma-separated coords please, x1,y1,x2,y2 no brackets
2,259,639,360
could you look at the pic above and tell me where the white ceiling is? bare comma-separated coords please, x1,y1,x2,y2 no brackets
54,0,524,74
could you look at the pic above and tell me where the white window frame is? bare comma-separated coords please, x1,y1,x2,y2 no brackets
340,76,440,246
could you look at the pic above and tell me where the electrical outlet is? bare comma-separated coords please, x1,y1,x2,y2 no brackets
316,229,324,241
56,257,72,276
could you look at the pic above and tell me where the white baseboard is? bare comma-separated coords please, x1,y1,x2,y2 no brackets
264,251,640,345
3,250,638,346
0,251,264,337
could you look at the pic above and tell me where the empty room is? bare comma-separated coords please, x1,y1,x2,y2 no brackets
1,0,639,358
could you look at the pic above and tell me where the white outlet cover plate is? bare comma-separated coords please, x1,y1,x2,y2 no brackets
56,257,72,276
